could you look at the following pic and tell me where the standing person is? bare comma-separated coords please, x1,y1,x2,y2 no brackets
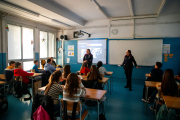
118,50,140,91
83,49,93,68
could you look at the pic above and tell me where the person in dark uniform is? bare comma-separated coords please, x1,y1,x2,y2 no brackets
118,50,140,91
83,49,93,68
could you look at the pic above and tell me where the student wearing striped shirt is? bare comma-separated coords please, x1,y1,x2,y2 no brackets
63,73,87,119
44,71,63,113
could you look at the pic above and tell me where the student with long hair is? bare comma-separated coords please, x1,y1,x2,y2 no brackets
80,62,90,75
149,69,179,111
44,71,63,112
61,65,71,85
63,73,87,118
86,65,102,89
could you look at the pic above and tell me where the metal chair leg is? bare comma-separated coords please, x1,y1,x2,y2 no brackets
88,114,90,120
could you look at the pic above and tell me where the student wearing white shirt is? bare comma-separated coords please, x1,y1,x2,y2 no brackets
97,61,107,76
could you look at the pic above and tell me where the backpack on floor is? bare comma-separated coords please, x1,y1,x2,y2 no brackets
13,80,22,98
156,104,176,120
98,113,106,120
0,95,8,114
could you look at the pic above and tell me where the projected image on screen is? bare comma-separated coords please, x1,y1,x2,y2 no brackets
78,40,106,64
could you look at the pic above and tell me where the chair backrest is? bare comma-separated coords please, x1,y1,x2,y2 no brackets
61,100,81,112
31,69,35,73
0,74,5,79
101,74,104,78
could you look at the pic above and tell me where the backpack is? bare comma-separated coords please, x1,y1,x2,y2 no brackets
13,80,22,98
156,104,176,120
33,105,51,120
0,95,8,114
98,113,106,120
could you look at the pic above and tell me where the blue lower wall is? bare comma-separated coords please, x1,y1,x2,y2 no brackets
0,53,6,74
61,38,180,80
35,53,39,64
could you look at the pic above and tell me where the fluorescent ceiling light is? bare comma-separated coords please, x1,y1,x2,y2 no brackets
52,19,71,27
0,0,39,17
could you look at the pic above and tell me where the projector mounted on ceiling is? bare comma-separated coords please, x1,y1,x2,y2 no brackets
74,30,91,38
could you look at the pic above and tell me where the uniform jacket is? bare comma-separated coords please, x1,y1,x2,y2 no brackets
121,55,137,68
83,53,93,66
44,63,56,74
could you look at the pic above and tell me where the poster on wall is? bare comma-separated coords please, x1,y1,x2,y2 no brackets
68,45,74,50
68,51,74,56
163,44,170,54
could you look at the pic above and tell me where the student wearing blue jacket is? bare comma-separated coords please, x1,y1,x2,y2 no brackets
44,58,56,74
32,60,41,73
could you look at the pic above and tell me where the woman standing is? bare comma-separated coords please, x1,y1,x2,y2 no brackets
118,50,140,91
83,49,93,68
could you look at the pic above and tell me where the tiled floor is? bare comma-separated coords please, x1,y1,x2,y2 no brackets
0,78,155,120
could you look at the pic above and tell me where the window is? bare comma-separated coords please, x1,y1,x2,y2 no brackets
40,31,47,58
49,33,55,57
8,25,21,60
7,24,34,71
23,27,34,59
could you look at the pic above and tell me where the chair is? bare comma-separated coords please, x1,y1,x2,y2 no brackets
41,70,51,86
60,100,90,120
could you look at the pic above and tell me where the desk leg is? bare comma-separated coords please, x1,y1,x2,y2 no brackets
110,75,112,94
155,91,160,115
32,78,34,100
111,75,113,91
97,101,100,120
106,82,109,101
4,84,5,95
145,87,148,115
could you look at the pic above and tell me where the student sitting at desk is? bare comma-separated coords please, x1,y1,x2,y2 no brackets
142,62,163,102
50,57,57,68
63,73,87,119
4,61,15,93
86,65,102,89
44,71,63,115
32,60,41,73
44,58,56,74
4,61,15,82
14,62,34,84
97,61,107,76
61,65,71,85
80,62,90,75
149,69,179,111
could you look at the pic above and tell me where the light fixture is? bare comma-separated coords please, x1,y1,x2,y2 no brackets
52,19,71,27
0,1,39,17
74,30,91,38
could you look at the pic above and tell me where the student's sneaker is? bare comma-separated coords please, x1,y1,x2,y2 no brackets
149,106,156,111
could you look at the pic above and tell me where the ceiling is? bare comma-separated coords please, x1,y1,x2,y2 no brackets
0,0,179,29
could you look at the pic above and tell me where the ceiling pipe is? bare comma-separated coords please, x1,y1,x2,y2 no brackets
157,0,166,16
91,0,109,19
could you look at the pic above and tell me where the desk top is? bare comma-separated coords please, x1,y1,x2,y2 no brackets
38,68,62,71
145,73,150,77
29,73,43,77
0,81,6,84
145,81,158,87
163,96,180,109
80,75,109,83
105,71,113,75
38,86,107,101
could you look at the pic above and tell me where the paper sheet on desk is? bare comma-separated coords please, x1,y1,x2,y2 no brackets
67,58,70,63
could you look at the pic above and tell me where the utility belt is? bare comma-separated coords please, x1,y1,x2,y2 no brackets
123,64,133,69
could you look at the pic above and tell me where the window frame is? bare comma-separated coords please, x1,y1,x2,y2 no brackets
5,22,35,69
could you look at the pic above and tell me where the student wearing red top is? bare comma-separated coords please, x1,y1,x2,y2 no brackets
80,62,90,75
14,62,34,84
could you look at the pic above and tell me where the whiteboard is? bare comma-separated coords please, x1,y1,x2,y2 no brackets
109,40,163,66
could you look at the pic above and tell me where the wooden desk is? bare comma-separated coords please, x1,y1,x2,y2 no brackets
29,73,43,99
163,96,180,109
105,72,113,94
38,86,107,120
38,67,62,71
145,81,158,115
0,81,6,95
80,75,109,83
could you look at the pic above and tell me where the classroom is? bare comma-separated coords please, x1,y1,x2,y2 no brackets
0,0,180,120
